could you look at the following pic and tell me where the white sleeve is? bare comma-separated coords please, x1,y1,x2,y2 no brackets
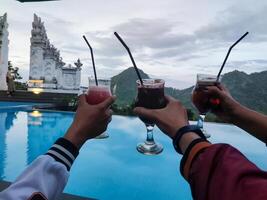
0,138,79,200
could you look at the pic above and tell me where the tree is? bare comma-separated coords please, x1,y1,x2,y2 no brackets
8,61,22,80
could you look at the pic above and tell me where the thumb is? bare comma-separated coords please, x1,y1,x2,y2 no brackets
205,86,224,98
98,96,116,109
133,107,157,121
164,95,176,103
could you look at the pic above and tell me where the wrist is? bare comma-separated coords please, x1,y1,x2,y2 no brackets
172,125,206,154
64,125,87,149
178,132,201,154
169,122,189,139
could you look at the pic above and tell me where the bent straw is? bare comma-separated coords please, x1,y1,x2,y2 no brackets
114,32,143,85
216,32,249,81
83,35,98,86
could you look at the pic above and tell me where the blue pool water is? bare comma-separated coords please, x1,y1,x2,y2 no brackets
0,110,267,199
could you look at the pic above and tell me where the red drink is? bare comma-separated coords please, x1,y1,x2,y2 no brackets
135,78,166,155
135,79,166,125
192,74,221,114
135,87,166,125
192,87,215,114
86,86,111,105
86,78,112,139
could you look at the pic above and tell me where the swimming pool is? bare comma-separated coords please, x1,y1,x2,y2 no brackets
0,109,266,199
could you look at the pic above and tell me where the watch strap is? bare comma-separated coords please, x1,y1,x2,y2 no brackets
173,125,206,154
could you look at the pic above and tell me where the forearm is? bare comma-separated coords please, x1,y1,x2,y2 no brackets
232,105,267,143
186,144,267,200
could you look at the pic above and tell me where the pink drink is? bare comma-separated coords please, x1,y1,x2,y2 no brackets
86,86,111,105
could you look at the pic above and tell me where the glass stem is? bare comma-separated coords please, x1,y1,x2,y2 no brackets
145,125,155,145
197,114,206,130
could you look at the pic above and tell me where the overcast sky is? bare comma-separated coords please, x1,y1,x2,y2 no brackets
1,0,267,88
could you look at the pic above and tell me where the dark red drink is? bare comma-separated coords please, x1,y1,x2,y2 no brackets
135,79,166,125
192,75,221,114
192,87,212,114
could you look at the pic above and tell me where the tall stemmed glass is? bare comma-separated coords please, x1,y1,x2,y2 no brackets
87,78,112,139
192,74,222,138
135,79,167,155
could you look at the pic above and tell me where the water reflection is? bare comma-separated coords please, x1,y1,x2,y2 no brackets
0,111,17,179
0,110,266,200
27,111,73,164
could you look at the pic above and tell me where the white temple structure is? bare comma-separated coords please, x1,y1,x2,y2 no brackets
28,14,82,93
0,13,9,91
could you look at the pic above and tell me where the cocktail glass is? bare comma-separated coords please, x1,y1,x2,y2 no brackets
191,74,222,138
87,78,111,139
135,79,167,155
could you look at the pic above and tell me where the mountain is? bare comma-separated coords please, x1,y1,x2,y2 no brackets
111,67,149,105
221,70,267,114
111,67,267,115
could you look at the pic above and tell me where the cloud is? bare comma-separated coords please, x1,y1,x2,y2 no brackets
195,5,267,44
86,3,267,63
223,59,267,72
3,0,267,89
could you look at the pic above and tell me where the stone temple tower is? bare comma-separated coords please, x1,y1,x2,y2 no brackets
29,14,82,92
0,13,9,91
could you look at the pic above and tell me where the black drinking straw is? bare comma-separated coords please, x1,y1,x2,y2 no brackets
216,32,249,81
83,35,98,86
114,32,143,85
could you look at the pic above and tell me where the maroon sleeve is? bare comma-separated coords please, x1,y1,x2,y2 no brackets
183,143,267,200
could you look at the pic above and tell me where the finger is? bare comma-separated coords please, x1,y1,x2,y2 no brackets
165,95,176,102
133,107,157,121
217,84,229,92
98,96,116,109
78,94,87,106
205,86,223,97
165,95,182,106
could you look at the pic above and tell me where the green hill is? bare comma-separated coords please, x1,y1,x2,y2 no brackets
111,67,149,105
221,70,267,114
111,67,267,115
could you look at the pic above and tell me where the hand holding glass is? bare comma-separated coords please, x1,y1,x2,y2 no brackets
192,74,222,137
86,78,111,139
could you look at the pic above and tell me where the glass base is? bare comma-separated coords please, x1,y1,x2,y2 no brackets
94,132,109,139
136,141,163,155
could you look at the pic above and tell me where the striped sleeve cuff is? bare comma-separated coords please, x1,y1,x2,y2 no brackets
46,138,79,171
180,138,211,181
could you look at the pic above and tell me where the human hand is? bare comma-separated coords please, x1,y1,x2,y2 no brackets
205,84,242,123
134,96,189,139
64,94,116,149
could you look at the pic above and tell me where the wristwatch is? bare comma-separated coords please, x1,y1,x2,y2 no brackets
173,125,206,154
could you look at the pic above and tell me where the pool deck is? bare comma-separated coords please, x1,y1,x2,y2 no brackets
0,90,76,104
0,181,95,200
